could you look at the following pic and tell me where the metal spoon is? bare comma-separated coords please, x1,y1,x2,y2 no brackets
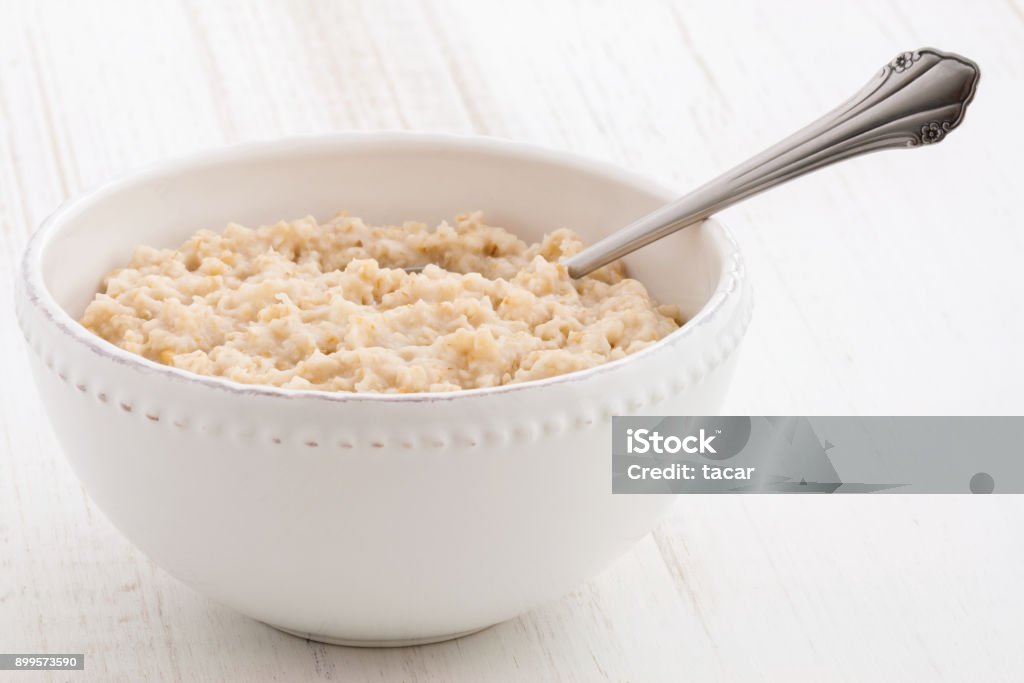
564,47,979,277
406,47,979,278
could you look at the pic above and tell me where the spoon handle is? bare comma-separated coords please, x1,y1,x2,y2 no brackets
564,47,980,278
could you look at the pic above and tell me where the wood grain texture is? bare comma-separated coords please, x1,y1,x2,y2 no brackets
1,0,1022,680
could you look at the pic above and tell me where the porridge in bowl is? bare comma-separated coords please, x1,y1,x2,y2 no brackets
81,212,682,393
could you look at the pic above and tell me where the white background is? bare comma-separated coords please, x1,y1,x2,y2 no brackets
1,0,1022,680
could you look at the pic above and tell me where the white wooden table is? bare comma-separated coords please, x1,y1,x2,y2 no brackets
2,1,1023,680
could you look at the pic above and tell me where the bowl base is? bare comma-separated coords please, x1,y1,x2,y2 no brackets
267,623,494,648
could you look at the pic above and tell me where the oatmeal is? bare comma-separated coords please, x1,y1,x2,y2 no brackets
81,212,682,393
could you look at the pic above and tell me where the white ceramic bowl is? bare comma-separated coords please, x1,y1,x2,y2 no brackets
16,133,752,646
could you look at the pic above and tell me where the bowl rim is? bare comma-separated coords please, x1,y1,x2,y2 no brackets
20,131,747,404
